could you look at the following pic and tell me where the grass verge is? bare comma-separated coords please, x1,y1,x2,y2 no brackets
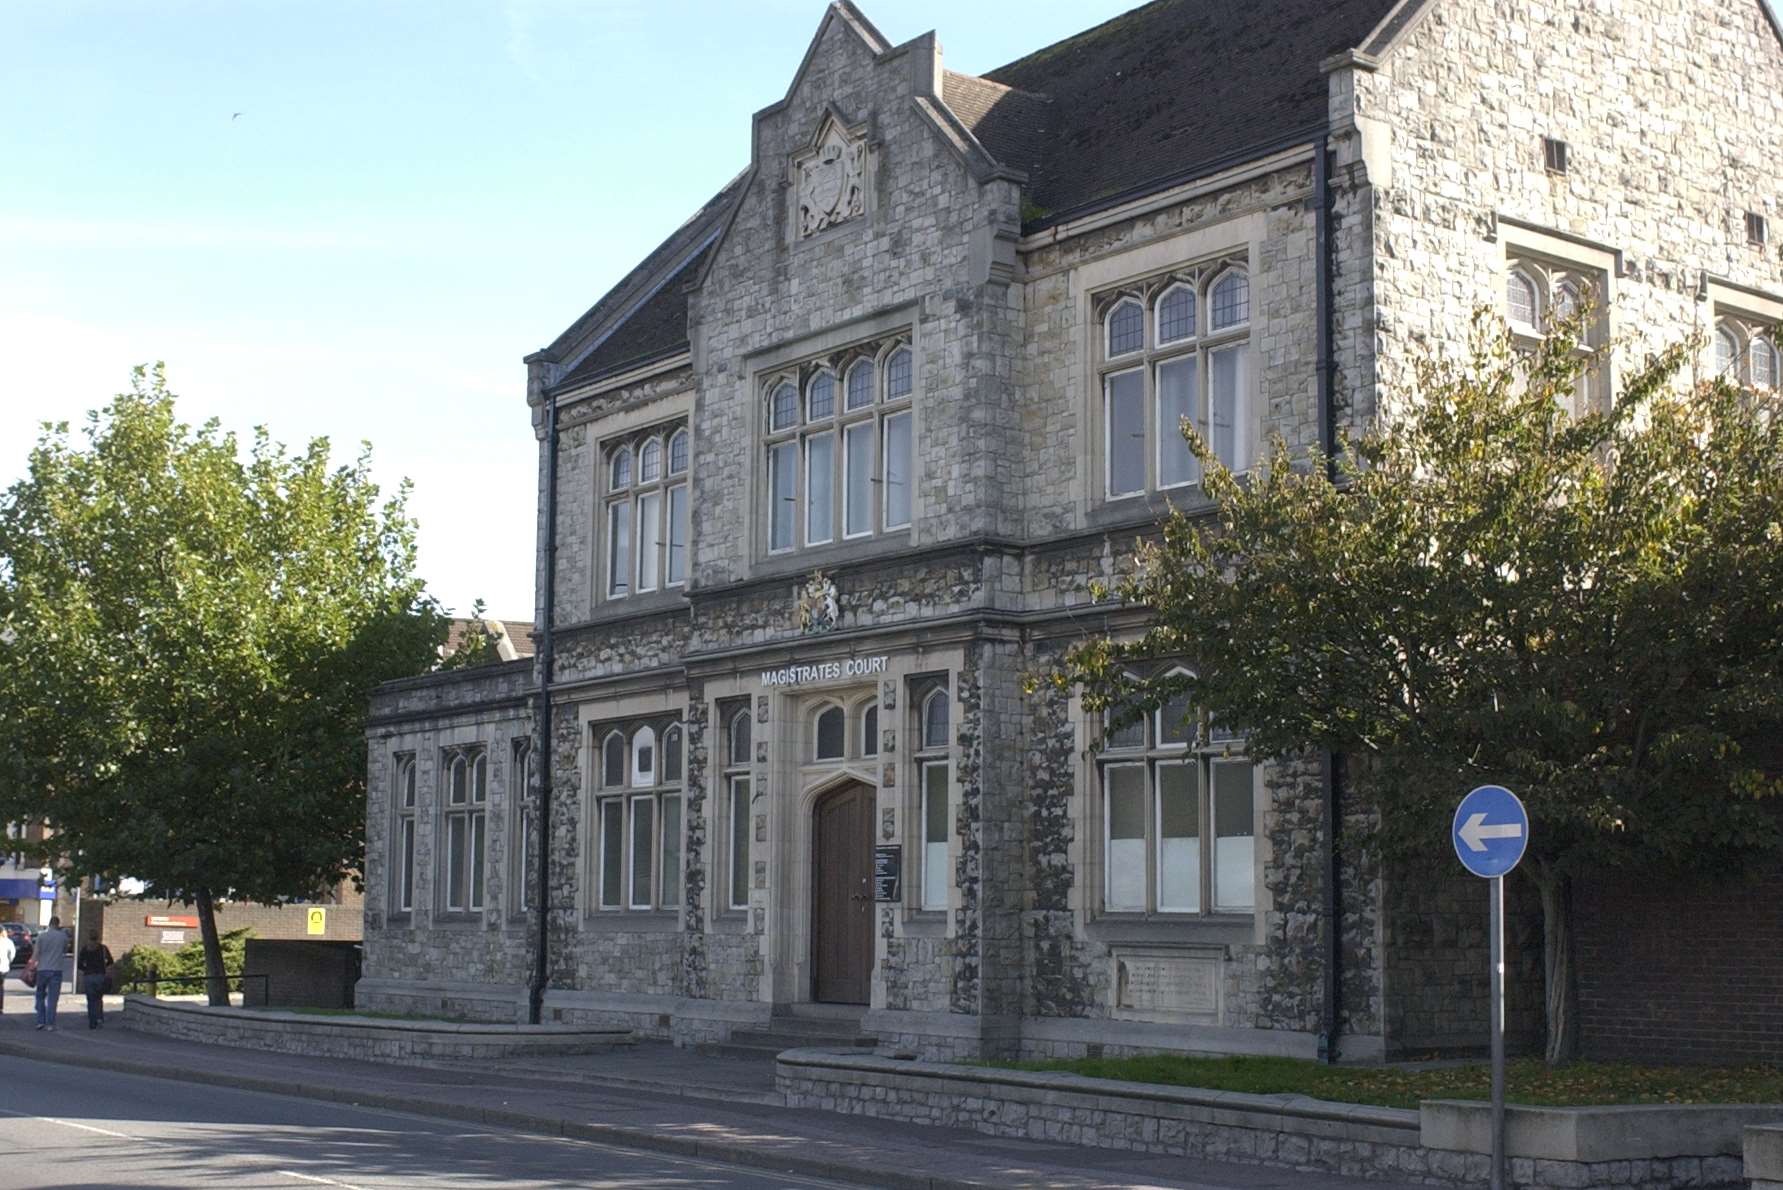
982,1054,1783,1110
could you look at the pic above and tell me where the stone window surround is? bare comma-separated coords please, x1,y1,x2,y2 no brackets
718,699,754,917
577,688,687,930
598,416,690,603
1502,250,1611,417
805,692,879,766
1066,666,1268,946
1072,212,1264,530
437,746,489,920
1094,258,1254,504
1092,672,1259,922
762,339,914,558
908,675,952,917
1489,219,1619,414
390,752,418,919
579,387,693,620
744,303,923,579
508,737,535,921
1702,278,1783,390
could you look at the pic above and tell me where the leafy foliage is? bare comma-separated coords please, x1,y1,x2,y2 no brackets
0,368,448,916
116,926,252,990
1049,311,1783,881
1045,312,1783,1061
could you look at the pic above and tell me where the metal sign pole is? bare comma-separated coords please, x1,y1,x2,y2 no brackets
1489,873,1505,1190
1451,784,1527,1190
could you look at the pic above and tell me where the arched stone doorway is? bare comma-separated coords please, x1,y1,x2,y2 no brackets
810,780,874,1003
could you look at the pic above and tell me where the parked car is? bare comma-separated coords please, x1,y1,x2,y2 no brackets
2,921,35,967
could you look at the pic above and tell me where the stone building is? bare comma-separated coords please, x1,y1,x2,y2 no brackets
359,0,1783,1062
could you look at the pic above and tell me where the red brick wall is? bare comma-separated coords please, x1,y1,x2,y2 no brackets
91,886,363,955
1575,867,1783,1065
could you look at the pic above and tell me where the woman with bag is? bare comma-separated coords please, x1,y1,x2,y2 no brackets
76,930,114,1030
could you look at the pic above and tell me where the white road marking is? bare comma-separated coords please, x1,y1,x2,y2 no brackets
0,1111,137,1139
3,1106,369,1189
274,1171,368,1190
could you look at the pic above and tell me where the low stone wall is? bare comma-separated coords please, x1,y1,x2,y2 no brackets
353,978,773,1047
776,1050,1777,1189
122,995,631,1065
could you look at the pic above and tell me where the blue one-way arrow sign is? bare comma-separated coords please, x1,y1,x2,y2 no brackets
1451,785,1529,878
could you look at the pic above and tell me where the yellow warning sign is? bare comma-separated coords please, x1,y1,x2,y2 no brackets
306,907,327,936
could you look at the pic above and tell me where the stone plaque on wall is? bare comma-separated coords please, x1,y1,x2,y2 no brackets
1111,947,1221,1023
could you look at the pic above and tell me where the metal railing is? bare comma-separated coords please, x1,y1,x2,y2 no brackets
124,972,271,1002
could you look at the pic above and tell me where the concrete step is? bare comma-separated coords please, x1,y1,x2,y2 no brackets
752,1016,874,1038
729,1029,876,1049
776,1001,869,1023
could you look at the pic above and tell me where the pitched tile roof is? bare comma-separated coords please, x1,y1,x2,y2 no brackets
548,0,1397,384
980,0,1400,225
545,173,745,394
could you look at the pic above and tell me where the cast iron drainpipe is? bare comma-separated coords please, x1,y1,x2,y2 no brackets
529,391,559,1027
1313,133,1345,1065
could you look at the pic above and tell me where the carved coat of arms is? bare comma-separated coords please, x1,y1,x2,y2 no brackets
796,570,839,634
796,123,867,238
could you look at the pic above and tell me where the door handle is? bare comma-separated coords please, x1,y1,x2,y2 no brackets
851,893,870,902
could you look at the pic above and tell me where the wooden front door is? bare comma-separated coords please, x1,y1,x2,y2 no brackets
812,782,875,1004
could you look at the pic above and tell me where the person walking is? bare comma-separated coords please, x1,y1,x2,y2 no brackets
32,916,70,1031
77,930,114,1029
0,928,14,1014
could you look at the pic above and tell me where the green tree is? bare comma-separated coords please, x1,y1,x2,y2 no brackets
1047,315,1783,1063
0,367,447,1003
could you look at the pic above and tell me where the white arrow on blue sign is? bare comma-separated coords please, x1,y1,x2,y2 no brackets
1451,784,1530,878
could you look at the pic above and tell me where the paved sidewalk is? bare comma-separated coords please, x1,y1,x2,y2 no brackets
0,990,1419,1189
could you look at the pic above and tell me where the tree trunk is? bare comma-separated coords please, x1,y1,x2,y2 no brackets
194,886,228,1007
1527,863,1579,1065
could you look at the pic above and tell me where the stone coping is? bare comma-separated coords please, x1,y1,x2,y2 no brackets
1422,1098,1783,1162
124,995,628,1040
775,1048,1418,1133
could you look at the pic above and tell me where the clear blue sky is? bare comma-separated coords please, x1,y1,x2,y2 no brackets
0,0,1135,620
5,2,1778,619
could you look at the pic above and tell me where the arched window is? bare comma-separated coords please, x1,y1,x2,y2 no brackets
1106,297,1144,357
1752,337,1780,389
1715,326,1741,377
609,447,633,491
845,359,875,411
1553,280,1581,323
1506,270,1539,329
885,346,913,401
1156,283,1196,345
393,755,417,913
639,438,663,484
729,710,752,767
1208,269,1250,331
631,726,656,788
602,732,626,789
662,725,683,783
1156,668,1195,747
769,381,799,431
668,429,689,475
1104,675,1148,750
814,705,846,761
921,689,950,751
807,371,836,421
861,703,879,758
442,750,488,913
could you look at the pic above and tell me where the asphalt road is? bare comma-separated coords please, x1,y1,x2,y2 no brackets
0,1056,862,1189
